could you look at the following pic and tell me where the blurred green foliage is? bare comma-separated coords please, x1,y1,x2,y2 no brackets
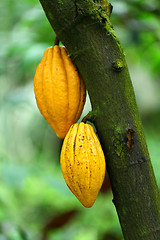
0,0,160,239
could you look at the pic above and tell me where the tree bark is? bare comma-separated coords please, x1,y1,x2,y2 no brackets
39,0,160,239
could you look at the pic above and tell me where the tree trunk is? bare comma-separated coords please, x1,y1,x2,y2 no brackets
39,0,160,239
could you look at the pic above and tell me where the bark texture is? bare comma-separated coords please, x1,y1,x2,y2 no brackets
39,0,160,239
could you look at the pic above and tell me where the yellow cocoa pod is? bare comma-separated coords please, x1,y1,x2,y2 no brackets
34,46,86,139
60,122,106,208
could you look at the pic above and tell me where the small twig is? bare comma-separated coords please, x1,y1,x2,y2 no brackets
54,36,60,46
82,113,90,123
82,110,98,123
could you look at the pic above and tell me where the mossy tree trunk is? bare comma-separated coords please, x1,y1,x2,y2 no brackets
39,0,160,239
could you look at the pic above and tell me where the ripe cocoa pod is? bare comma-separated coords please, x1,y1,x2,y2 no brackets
60,122,106,208
34,46,86,139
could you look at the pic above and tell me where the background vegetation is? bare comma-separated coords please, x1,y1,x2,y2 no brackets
0,0,160,239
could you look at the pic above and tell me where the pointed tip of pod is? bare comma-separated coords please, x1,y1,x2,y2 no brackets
79,197,97,208
56,132,66,139
81,202,94,208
